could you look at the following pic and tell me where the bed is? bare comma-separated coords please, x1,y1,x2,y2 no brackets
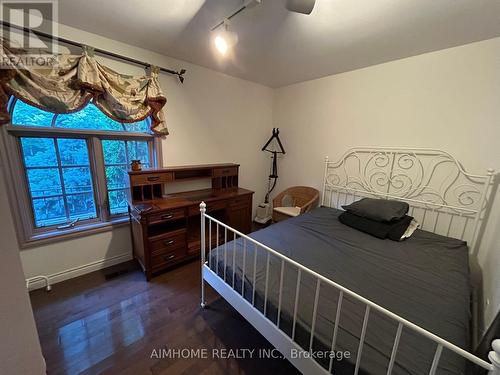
199,147,499,375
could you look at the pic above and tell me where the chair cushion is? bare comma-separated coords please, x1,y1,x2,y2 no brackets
274,206,301,217
281,194,295,207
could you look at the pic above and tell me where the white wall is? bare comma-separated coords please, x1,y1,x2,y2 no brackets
0,168,45,374
273,37,500,331
8,23,273,284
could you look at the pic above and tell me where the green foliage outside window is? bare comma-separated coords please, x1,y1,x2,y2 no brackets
12,99,153,227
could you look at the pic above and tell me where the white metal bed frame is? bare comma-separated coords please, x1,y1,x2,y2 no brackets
199,147,500,375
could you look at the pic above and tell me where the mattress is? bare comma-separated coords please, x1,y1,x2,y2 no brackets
208,207,471,375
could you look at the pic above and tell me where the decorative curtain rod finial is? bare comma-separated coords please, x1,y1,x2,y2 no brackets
178,69,186,84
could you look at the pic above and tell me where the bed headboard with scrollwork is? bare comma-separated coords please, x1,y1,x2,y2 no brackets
322,147,496,251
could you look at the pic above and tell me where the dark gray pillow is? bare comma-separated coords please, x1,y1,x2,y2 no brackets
342,198,409,222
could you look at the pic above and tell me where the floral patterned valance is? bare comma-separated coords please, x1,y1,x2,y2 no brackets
0,41,168,135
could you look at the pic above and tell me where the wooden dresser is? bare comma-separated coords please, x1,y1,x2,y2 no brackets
128,163,253,280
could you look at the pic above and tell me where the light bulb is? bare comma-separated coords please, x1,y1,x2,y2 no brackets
212,21,238,56
214,35,228,55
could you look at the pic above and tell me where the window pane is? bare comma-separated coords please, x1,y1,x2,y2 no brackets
102,140,127,164
67,193,97,220
12,100,54,127
21,138,57,167
62,167,94,194
58,139,90,165
105,166,128,190
102,139,152,216
108,189,129,215
102,140,150,166
127,141,150,164
26,168,62,197
20,137,97,228
55,104,124,131
32,196,66,227
11,99,152,133
123,117,151,133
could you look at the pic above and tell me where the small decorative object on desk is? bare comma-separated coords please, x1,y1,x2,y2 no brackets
131,160,142,171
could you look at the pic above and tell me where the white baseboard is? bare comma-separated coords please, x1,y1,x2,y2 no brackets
26,252,133,291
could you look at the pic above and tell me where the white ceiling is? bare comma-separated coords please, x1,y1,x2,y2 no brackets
58,0,500,88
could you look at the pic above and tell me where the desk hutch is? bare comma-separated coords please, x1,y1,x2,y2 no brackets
128,163,253,280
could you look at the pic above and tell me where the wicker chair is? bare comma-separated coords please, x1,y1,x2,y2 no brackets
272,186,320,222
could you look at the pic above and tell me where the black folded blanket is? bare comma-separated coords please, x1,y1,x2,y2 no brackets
338,212,413,241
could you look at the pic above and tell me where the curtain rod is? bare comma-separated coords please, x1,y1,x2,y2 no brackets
0,21,187,83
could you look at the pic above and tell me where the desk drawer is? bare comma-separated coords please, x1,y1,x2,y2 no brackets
148,208,186,225
213,166,238,177
229,195,251,208
151,247,186,270
131,172,173,186
188,200,227,216
150,231,186,255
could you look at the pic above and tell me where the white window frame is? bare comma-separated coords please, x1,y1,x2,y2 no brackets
0,99,162,248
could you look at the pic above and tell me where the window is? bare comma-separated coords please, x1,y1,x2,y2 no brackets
102,140,150,215
4,98,160,244
20,137,97,227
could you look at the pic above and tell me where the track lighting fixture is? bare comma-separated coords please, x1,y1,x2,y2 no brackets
211,1,261,56
210,0,316,56
213,19,238,56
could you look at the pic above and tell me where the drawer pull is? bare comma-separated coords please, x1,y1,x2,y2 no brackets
164,254,176,261
147,176,160,182
161,213,174,220
163,239,175,246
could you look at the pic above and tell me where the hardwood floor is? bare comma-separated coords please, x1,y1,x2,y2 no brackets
30,260,299,375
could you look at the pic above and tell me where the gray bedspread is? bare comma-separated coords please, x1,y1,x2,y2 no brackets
208,207,470,375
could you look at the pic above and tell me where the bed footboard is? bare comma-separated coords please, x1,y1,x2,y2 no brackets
199,202,499,375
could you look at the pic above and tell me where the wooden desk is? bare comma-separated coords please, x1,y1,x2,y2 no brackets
128,164,253,280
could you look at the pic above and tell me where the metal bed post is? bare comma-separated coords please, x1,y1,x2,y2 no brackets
470,168,495,253
200,202,206,308
321,156,329,206
489,339,500,375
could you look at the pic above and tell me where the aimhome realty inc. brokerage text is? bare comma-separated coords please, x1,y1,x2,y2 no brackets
151,348,351,361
